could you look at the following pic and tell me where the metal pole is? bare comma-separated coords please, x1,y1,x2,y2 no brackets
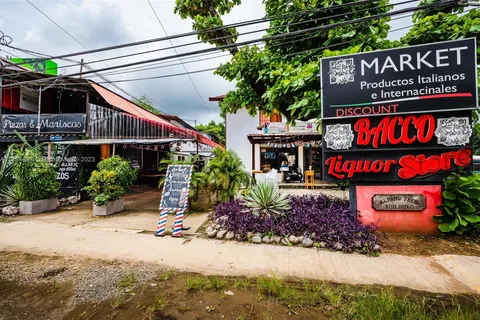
79,59,84,78
37,87,42,135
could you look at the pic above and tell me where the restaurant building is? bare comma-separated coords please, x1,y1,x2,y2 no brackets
0,59,219,196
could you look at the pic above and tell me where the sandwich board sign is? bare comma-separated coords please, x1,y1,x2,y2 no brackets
156,165,193,237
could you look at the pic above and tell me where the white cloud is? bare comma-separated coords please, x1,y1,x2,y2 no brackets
1,0,415,124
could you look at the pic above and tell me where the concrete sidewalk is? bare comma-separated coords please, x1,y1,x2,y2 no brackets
0,220,479,294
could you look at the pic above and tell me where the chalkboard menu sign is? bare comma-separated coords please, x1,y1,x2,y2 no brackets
159,165,193,210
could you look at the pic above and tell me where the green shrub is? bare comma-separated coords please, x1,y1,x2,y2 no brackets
84,156,137,206
97,156,137,192
242,182,290,217
204,148,251,203
83,170,125,206
11,147,60,201
435,171,480,234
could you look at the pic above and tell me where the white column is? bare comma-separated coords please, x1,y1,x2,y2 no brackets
298,145,305,173
254,144,261,170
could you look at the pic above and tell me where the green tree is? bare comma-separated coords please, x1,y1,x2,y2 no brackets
134,95,160,114
195,120,226,144
174,0,479,121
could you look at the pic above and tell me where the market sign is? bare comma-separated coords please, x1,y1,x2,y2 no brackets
1,114,86,134
9,58,58,75
321,38,478,119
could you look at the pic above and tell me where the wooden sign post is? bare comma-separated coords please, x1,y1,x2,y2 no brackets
156,164,193,237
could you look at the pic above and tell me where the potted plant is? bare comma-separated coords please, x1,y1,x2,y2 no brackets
10,141,61,215
84,156,137,216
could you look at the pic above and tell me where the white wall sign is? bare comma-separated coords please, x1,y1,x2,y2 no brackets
19,87,39,112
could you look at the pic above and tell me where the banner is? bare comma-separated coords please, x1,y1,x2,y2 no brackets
1,114,86,134
321,38,478,119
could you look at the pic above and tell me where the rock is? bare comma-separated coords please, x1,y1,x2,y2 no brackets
215,224,221,230
254,232,262,237
225,231,235,240
207,230,218,238
224,290,234,296
281,238,290,246
67,196,79,204
216,230,227,239
246,232,254,238
334,242,343,251
354,240,362,248
302,238,314,248
214,218,220,224
319,241,327,248
298,236,304,243
373,244,381,252
262,236,270,244
2,205,19,216
205,226,213,234
251,235,262,244
59,197,67,203
274,236,281,244
311,233,316,239
288,235,299,244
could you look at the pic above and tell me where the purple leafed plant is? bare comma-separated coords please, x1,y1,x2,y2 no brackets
212,194,380,254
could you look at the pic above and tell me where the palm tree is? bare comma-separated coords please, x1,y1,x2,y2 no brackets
203,148,251,203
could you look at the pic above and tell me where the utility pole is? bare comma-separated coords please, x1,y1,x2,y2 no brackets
79,59,84,78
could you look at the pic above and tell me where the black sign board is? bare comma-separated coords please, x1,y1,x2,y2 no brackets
321,38,478,119
159,165,193,209
43,145,80,196
1,114,86,134
321,111,473,182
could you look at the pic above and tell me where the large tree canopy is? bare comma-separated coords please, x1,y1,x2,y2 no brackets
174,0,479,121
195,120,226,144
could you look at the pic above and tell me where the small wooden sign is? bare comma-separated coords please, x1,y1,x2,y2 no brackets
372,194,426,211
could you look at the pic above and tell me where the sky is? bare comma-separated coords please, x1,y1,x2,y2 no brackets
0,0,415,125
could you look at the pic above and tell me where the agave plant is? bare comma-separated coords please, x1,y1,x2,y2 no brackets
242,182,290,217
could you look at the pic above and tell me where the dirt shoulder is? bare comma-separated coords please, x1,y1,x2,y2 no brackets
1,251,479,320
380,232,480,257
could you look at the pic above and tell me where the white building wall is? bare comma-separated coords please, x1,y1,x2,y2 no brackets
226,109,260,174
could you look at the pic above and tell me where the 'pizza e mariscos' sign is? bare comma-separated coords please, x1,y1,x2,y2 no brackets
321,38,478,119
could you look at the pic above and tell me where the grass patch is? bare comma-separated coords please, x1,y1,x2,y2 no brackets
234,278,253,290
149,294,169,312
118,273,137,290
206,276,228,291
185,276,208,292
338,289,430,320
156,269,176,282
111,292,126,310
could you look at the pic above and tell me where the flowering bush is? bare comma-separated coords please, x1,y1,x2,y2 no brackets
212,194,380,254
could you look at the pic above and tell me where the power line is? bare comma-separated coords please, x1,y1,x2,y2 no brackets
25,0,168,114
147,0,211,114
7,24,415,86
8,0,383,66
1,0,460,89
9,0,419,74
